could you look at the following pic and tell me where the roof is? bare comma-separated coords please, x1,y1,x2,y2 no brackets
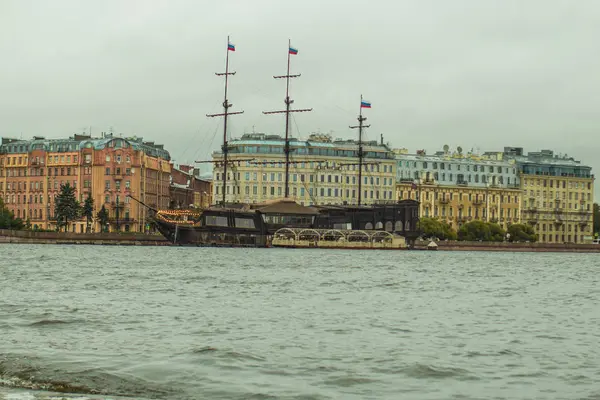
251,199,320,215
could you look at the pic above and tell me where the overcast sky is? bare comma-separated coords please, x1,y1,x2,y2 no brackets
1,0,598,193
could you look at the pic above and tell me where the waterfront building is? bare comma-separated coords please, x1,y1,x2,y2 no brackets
0,134,171,232
211,133,396,206
499,147,594,244
169,164,212,209
395,146,522,231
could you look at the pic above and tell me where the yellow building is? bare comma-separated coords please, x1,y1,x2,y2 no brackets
497,147,594,244
520,176,594,243
396,182,521,231
212,133,396,206
395,148,522,231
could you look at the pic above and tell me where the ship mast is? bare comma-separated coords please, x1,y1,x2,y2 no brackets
350,95,370,206
207,36,244,206
263,39,312,198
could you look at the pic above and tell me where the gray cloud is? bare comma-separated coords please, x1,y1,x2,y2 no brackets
1,0,598,195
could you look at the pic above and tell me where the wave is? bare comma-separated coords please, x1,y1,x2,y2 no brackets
398,363,477,380
0,354,178,399
466,349,520,357
190,346,266,362
28,319,74,327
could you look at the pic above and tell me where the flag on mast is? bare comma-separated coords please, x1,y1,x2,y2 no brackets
360,100,372,108
289,46,298,55
228,42,235,51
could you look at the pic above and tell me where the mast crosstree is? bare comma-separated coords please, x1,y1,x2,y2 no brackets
207,36,244,206
263,39,312,199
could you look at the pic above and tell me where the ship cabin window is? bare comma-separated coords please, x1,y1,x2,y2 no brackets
205,215,229,227
234,218,255,229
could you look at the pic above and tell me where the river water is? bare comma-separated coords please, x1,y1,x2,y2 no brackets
0,245,598,400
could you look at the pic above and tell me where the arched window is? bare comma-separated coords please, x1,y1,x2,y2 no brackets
394,221,403,231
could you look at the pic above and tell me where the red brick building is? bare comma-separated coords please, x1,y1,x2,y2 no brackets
169,164,212,209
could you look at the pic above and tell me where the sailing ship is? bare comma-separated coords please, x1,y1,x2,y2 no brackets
148,38,420,247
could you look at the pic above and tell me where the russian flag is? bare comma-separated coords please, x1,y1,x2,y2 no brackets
228,43,235,51
289,47,298,55
360,100,371,108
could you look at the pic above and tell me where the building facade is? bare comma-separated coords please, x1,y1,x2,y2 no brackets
395,147,522,231
501,147,594,244
212,133,396,206
170,164,212,209
0,135,171,233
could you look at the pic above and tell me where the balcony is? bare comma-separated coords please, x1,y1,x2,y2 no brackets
438,198,450,204
113,174,123,180
423,179,435,185
472,199,484,206
457,181,468,186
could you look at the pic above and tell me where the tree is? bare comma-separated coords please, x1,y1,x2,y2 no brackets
594,203,599,236
83,193,94,233
54,183,82,232
96,205,109,233
0,198,25,230
458,220,506,242
488,222,506,242
418,217,457,240
507,223,538,242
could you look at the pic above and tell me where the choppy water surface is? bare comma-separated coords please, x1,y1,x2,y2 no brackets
0,245,599,400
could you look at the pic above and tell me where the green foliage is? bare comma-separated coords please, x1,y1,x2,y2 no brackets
458,220,506,242
0,197,25,230
507,223,538,242
96,205,109,232
594,203,599,235
83,193,95,233
418,217,457,240
54,183,82,232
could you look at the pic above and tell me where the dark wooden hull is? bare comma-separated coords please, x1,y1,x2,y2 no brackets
152,200,421,247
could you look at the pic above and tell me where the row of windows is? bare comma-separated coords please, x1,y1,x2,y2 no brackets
0,152,139,167
105,167,132,176
419,191,519,204
221,160,393,173
399,170,516,186
523,178,592,190
214,184,394,200
105,180,132,190
399,161,516,174
422,207,518,219
526,201,591,211
103,194,132,207
540,234,589,243
1,166,80,178
216,171,394,187
527,190,591,201
1,180,77,191
230,146,393,160
540,223,591,233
